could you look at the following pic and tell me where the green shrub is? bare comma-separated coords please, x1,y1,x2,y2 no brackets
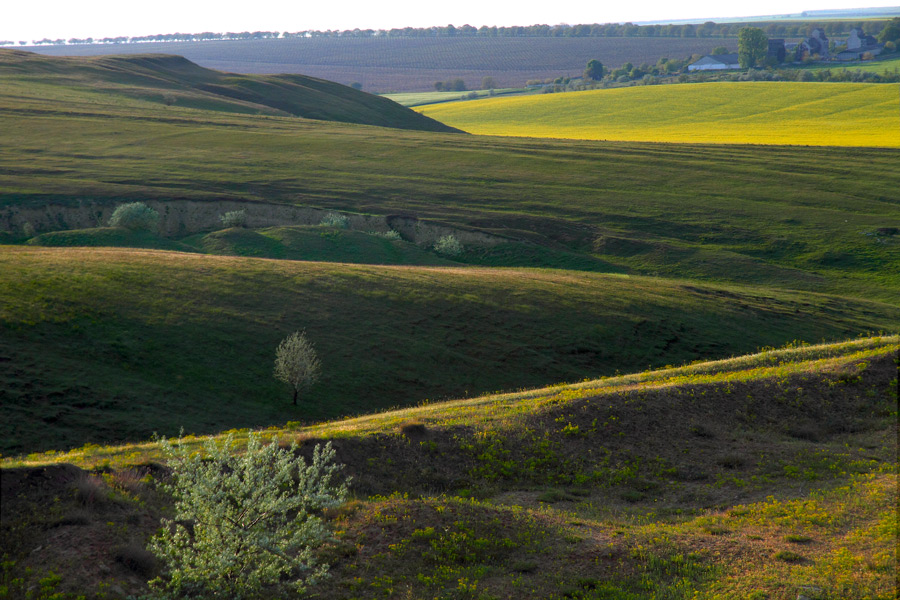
108,202,159,231
22,222,35,238
147,432,348,599
379,229,402,240
434,234,463,256
219,209,248,228
774,550,805,563
320,212,349,228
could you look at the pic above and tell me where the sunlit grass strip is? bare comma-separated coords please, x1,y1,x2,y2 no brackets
302,341,897,436
3,336,895,470
419,82,900,147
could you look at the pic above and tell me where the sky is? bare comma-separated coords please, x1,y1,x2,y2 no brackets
3,0,898,41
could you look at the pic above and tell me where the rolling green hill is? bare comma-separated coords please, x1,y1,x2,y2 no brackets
2,40,898,600
2,337,896,599
2,246,898,455
0,49,460,132
1,59,898,302
182,225,458,264
418,82,900,147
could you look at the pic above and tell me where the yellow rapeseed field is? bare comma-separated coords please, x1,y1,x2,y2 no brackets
419,82,900,147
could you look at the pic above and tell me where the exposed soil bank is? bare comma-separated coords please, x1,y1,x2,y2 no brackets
0,199,508,247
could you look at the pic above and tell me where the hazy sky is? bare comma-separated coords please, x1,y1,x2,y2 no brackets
4,0,898,41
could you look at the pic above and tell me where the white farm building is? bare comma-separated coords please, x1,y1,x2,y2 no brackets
687,53,741,71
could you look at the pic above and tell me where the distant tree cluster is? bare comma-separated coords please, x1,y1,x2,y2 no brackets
16,31,282,46
878,17,900,43
677,64,900,83
434,78,467,92
6,18,894,48
589,56,690,84
480,76,498,89
277,20,888,40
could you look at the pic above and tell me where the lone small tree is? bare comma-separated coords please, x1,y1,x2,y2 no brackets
274,331,321,405
583,59,605,81
147,432,348,599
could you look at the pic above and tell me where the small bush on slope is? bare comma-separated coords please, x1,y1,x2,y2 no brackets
147,433,348,598
108,202,159,231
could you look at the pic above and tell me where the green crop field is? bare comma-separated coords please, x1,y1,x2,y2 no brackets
418,82,900,146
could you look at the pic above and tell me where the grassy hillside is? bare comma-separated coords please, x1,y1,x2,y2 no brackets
2,246,898,456
0,49,459,132
27,227,200,252
803,53,900,75
2,69,899,302
382,87,528,106
182,225,458,264
418,82,900,147
2,337,896,599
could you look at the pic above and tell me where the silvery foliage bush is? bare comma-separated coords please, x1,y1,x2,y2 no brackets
434,234,463,257
22,222,36,238
379,229,402,240
147,432,349,599
319,212,349,229
219,209,248,228
108,202,159,231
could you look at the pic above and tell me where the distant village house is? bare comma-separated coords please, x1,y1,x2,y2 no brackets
767,39,786,63
688,25,885,71
835,28,884,60
687,53,740,71
799,28,830,59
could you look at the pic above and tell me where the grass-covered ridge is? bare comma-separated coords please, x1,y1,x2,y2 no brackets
3,246,898,456
9,334,895,468
418,82,900,147
0,49,459,132
2,336,896,599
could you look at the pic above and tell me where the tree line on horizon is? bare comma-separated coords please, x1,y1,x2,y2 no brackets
2,18,892,48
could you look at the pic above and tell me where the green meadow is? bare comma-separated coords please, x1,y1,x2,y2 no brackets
382,87,528,106
7,245,898,455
